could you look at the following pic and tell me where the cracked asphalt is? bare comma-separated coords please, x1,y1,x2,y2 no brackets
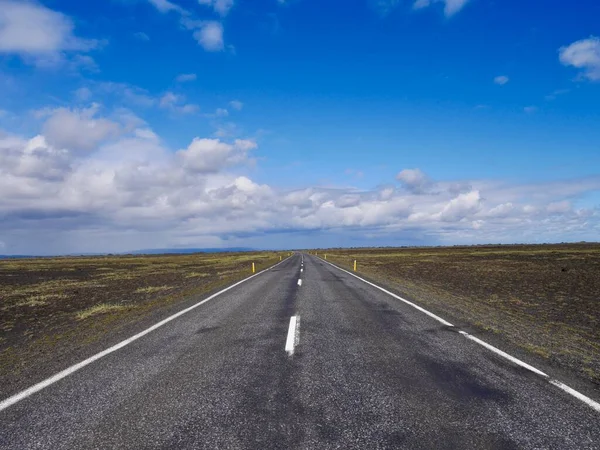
1,253,599,449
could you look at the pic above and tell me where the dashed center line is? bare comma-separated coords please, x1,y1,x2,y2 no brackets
285,315,300,356
297,279,302,286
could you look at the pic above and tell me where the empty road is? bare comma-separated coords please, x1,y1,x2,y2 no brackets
1,253,599,449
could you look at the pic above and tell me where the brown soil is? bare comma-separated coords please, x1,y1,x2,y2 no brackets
321,244,600,386
0,252,282,395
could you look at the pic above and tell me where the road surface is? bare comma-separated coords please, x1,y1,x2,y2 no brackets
1,253,599,449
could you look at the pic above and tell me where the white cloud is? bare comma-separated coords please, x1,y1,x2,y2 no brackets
443,0,469,16
193,21,224,52
159,91,200,114
74,87,93,102
70,54,98,72
179,104,200,114
213,122,238,138
144,2,227,54
177,138,256,173
524,106,538,114
229,100,244,111
147,0,185,14
159,92,182,109
369,0,400,16
42,104,121,152
547,201,571,214
494,75,509,85
413,0,470,17
204,107,229,118
98,82,157,108
545,89,570,101
413,0,430,9
436,190,481,221
396,168,431,194
134,32,150,41
198,0,234,16
559,37,600,81
1,107,599,254
176,73,197,82
0,0,97,63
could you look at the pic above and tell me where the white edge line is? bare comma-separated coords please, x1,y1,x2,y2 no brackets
550,380,600,413
285,315,299,356
459,331,548,377
0,257,289,413
319,259,453,327
318,256,600,413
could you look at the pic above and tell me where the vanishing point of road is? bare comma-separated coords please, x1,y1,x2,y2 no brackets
1,254,599,449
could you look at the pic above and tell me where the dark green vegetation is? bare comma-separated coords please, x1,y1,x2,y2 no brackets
321,244,600,385
0,252,283,393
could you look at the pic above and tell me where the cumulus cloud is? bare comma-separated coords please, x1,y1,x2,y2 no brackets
413,0,470,17
177,138,256,173
396,168,432,194
0,0,97,64
494,75,509,85
436,190,481,221
193,21,224,52
559,37,600,81
42,104,122,152
1,106,599,254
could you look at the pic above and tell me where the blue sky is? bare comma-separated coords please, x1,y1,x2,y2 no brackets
0,0,599,254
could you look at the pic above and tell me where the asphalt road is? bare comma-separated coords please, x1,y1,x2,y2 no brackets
1,253,599,449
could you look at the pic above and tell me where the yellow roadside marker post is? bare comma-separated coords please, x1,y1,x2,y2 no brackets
325,254,327,260
280,256,282,261
252,262,256,273
354,260,357,272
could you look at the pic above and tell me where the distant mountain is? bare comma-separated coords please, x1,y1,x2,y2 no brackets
127,247,256,255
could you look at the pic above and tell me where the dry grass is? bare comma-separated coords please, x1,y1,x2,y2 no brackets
0,250,284,393
15,294,68,308
134,286,172,294
76,304,128,320
321,243,600,385
185,272,210,278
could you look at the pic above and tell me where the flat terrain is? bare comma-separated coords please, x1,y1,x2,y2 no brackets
1,254,598,449
320,244,600,386
0,251,282,395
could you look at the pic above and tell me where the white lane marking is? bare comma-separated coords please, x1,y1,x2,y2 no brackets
285,315,300,356
301,268,303,272
550,380,600,413
319,260,452,327
0,258,288,413
458,331,548,377
297,279,302,286
319,257,600,413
